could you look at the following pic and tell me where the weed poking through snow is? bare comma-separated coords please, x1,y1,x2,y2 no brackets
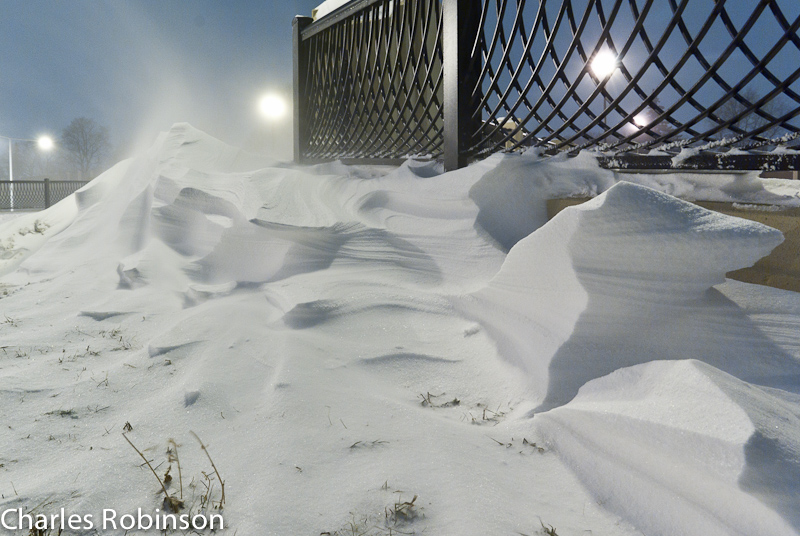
419,391,460,408
191,431,225,509
123,433,184,512
123,431,225,515
539,520,559,535
166,438,183,503
517,519,559,536
321,491,424,535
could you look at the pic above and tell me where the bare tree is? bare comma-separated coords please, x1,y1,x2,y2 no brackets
714,88,790,142
60,117,112,180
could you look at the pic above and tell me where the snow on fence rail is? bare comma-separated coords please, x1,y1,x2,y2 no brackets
293,0,800,171
0,180,88,210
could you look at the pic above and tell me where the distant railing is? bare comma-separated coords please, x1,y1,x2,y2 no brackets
294,0,800,171
0,180,88,211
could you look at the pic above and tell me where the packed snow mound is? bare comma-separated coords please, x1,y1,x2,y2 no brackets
0,191,82,276
467,150,800,252
562,181,783,298
538,359,800,536
1,124,498,294
461,181,794,410
468,152,614,250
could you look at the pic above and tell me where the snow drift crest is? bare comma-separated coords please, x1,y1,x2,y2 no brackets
462,181,791,410
462,181,800,534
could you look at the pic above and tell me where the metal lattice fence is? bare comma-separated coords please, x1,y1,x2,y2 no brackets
295,0,444,162
294,0,800,171
0,180,88,211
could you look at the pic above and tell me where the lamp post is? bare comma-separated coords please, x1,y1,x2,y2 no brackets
1,134,55,210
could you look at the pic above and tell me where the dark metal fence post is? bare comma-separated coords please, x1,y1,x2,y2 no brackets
443,0,482,171
293,16,313,164
44,178,51,208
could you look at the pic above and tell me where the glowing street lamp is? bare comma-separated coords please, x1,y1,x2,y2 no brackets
37,135,54,151
258,93,288,120
591,50,618,79
633,113,649,128
1,133,55,210
257,92,290,159
591,50,618,111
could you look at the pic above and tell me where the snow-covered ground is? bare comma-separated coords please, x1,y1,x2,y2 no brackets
1,123,799,536
0,212,36,226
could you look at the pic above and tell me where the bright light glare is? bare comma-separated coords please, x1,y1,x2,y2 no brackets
37,136,54,151
591,50,617,78
633,113,649,127
259,94,287,120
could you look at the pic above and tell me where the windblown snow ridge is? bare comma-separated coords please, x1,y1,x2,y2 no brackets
462,181,800,535
463,181,790,409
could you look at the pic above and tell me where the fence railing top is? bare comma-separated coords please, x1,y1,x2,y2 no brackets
300,0,386,39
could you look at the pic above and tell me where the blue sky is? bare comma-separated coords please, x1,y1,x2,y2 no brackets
1,0,321,157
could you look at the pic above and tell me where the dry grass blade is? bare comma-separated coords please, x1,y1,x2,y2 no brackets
122,433,183,512
167,438,183,500
540,520,559,536
190,431,225,508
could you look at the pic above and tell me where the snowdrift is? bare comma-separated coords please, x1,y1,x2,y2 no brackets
539,360,800,536
1,124,798,536
462,180,800,534
462,181,797,410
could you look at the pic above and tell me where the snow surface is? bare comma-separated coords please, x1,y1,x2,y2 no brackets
1,123,799,536
312,0,355,20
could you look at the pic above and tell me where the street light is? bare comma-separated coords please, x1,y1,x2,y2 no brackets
1,134,55,210
258,93,287,120
591,50,618,79
634,113,649,127
37,135,54,151
257,92,290,158
591,49,618,111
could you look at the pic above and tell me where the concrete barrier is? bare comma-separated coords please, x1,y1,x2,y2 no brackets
547,198,800,293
